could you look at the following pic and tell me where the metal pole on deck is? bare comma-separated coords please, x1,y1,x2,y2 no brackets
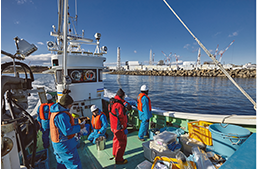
63,0,68,88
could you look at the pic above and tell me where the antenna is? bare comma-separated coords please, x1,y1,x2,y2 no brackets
219,40,235,63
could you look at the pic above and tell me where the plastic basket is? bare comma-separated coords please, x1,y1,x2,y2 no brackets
188,121,213,146
209,123,250,159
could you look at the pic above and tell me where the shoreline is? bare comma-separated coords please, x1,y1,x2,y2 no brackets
109,68,256,78
2,72,46,74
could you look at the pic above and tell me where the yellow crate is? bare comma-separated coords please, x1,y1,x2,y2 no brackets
188,121,213,146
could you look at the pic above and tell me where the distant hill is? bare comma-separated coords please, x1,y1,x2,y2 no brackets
2,66,50,73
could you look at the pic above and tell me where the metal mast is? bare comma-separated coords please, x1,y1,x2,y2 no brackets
63,0,69,87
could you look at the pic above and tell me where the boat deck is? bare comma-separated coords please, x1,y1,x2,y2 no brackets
38,128,148,169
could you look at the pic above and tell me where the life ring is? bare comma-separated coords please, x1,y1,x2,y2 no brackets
84,70,95,81
70,70,81,81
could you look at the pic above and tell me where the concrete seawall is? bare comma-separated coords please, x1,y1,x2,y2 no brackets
110,69,256,78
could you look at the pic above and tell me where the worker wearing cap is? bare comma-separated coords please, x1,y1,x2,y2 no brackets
109,88,129,165
88,105,108,144
37,93,54,149
50,91,85,169
137,85,152,141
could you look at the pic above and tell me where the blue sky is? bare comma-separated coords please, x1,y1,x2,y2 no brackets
1,0,256,66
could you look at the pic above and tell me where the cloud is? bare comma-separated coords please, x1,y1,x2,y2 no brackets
134,50,137,53
228,31,238,37
183,44,190,49
37,42,44,45
14,21,20,25
1,53,53,66
16,0,33,4
214,32,221,37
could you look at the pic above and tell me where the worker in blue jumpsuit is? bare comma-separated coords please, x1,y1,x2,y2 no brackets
136,85,152,141
50,91,85,169
88,105,108,144
37,93,54,149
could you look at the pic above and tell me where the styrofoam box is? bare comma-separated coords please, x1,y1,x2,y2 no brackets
149,140,169,152
142,141,180,162
153,131,177,146
135,160,152,169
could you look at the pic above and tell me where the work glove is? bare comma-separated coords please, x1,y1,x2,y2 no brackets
125,104,132,111
124,129,128,135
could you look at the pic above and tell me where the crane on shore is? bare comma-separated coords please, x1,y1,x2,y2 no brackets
219,40,235,63
214,44,219,58
174,53,180,69
161,51,172,65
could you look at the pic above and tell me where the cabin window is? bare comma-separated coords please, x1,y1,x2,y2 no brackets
98,69,103,82
68,69,97,83
53,59,59,66
56,70,63,84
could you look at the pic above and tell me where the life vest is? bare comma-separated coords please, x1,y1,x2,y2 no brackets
39,102,54,120
91,112,105,130
109,96,127,130
137,93,152,112
109,98,125,118
50,111,75,143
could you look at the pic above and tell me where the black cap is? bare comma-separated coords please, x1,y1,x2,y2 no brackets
116,88,125,97
59,89,74,107
59,94,74,107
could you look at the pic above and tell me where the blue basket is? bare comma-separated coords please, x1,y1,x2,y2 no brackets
27,149,49,169
209,123,251,159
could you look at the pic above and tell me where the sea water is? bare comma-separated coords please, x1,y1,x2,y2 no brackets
21,73,256,115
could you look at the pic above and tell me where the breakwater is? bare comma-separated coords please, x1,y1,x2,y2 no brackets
110,69,256,78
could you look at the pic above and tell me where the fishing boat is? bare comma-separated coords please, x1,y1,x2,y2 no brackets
1,0,256,169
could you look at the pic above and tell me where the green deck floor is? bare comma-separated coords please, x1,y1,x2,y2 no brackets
44,129,149,169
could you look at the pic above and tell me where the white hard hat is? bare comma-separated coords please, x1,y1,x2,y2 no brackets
46,93,52,100
140,85,149,91
90,105,98,112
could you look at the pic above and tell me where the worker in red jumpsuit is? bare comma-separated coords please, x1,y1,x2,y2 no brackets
109,88,129,165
